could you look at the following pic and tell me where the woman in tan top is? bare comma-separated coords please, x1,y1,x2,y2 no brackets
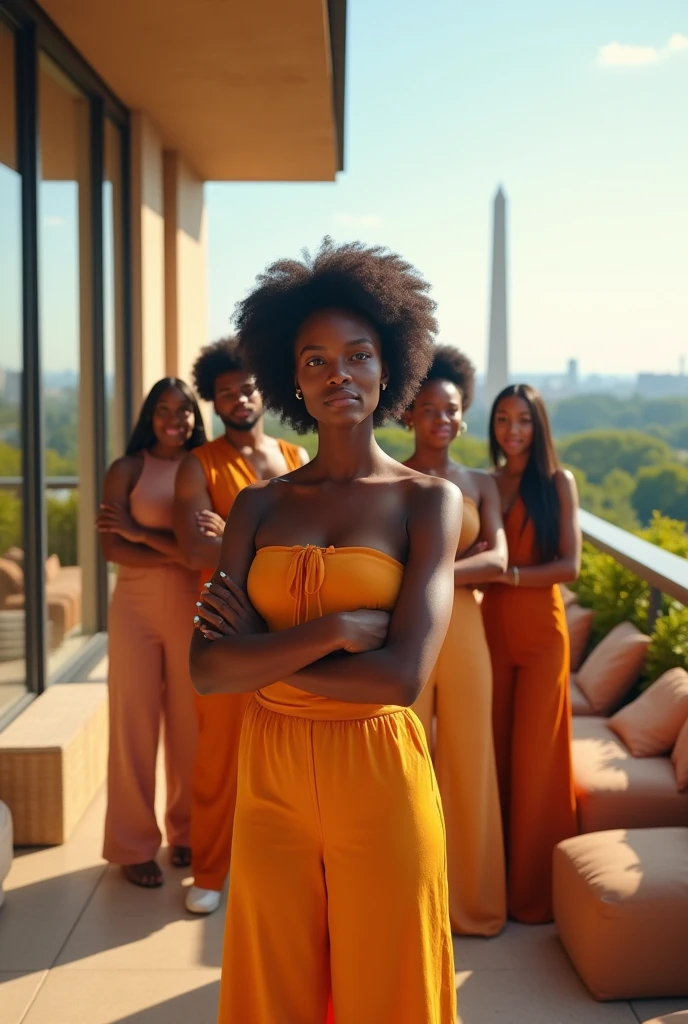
97,378,207,888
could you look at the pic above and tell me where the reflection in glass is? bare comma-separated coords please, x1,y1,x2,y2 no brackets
103,120,125,602
39,54,92,671
104,118,125,467
0,23,27,713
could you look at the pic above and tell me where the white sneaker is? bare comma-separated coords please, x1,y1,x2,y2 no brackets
185,885,222,915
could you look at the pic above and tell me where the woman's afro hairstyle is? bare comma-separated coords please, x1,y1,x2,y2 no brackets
420,344,476,411
233,237,439,433
192,336,244,402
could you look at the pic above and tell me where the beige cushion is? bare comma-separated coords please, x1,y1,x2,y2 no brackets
553,827,688,1000
570,675,596,716
566,603,594,672
572,716,688,832
673,716,688,793
577,621,650,714
45,553,61,583
0,558,24,607
609,668,688,757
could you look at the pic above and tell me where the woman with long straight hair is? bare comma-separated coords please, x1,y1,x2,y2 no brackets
190,239,459,1023
481,383,580,924
97,378,208,888
403,345,507,937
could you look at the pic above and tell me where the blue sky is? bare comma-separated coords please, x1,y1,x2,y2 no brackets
1,1,686,378
207,0,688,377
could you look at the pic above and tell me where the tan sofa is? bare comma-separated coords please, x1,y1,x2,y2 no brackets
572,715,688,833
553,828,688,1000
0,551,82,656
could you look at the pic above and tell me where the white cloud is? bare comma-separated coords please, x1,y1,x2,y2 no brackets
597,33,688,67
334,212,383,227
667,33,688,53
44,215,66,228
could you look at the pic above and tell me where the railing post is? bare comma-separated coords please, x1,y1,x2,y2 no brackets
648,587,662,630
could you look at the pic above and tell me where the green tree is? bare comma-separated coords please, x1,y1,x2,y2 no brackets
640,398,688,430
551,395,627,435
666,421,688,451
375,427,414,462
450,435,489,468
0,491,22,555
558,430,673,484
47,492,78,566
0,442,21,476
646,605,688,680
632,464,688,524
569,466,640,531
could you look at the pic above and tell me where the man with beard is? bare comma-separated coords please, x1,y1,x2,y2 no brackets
174,337,308,914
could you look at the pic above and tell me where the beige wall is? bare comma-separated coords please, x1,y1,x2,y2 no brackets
130,120,209,428
130,111,166,417
163,152,208,395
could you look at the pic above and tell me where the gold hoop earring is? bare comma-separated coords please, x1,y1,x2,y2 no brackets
295,388,303,400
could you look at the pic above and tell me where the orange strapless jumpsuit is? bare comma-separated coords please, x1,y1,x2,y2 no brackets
217,546,456,1024
412,497,506,936
481,496,577,924
190,437,303,892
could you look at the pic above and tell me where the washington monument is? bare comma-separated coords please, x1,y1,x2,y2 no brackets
486,186,509,405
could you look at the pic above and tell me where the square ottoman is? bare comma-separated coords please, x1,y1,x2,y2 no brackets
553,828,688,1000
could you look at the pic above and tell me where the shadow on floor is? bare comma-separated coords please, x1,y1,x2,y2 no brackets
49,863,225,970
0,864,108,971
111,981,220,1024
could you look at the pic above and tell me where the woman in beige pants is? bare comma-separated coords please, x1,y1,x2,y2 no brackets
97,378,209,888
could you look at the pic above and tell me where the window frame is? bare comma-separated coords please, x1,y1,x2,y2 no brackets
0,1,131,727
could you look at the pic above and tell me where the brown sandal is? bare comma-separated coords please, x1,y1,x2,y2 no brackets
170,845,192,868
122,860,163,888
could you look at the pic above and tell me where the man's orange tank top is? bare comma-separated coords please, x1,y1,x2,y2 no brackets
191,435,303,579
191,435,303,520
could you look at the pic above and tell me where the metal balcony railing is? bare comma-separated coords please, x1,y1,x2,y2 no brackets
0,477,79,491
579,509,688,624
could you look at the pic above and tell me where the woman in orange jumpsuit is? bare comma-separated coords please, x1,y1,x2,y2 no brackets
191,240,459,1023
481,384,580,924
404,345,507,937
97,379,207,888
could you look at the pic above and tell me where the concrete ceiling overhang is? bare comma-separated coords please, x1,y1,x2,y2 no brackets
37,0,346,182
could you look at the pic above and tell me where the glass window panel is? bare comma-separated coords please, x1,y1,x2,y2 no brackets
103,118,125,602
104,117,125,467
38,53,94,672
0,23,27,714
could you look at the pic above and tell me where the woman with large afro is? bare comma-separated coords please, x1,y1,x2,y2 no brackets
403,345,507,936
190,238,460,1023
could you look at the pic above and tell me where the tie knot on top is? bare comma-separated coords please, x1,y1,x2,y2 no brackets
287,545,335,625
